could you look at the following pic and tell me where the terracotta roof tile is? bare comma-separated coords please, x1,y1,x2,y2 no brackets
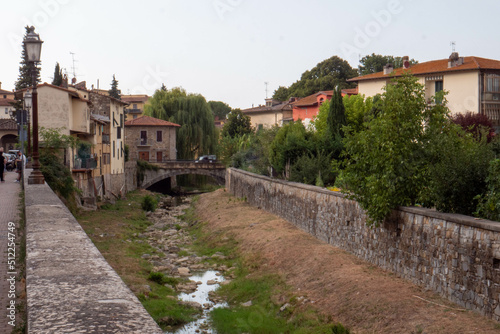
348,56,500,82
122,95,149,103
0,99,15,107
291,91,333,107
242,101,292,114
124,115,180,127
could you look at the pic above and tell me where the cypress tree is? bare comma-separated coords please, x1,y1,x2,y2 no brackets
108,75,121,99
327,87,347,138
52,62,63,86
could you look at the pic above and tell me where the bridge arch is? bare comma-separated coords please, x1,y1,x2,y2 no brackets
139,163,226,189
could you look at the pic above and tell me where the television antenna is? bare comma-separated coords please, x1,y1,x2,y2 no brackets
264,81,269,98
69,52,78,82
450,41,456,53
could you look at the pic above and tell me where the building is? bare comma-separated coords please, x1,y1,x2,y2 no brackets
124,115,180,163
290,88,358,127
122,94,149,121
0,119,18,151
89,90,128,196
0,82,15,119
348,53,500,127
241,98,293,129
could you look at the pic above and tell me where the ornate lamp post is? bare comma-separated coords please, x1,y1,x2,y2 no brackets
24,26,44,184
23,89,32,157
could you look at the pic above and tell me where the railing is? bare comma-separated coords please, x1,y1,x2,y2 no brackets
73,158,97,170
137,139,149,146
482,102,500,125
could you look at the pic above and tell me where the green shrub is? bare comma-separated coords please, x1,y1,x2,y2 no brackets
475,159,500,221
40,151,78,199
141,195,157,212
422,125,494,215
148,272,166,284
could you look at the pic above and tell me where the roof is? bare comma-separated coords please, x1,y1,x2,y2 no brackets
90,114,110,124
0,99,15,107
341,87,359,95
348,56,500,82
15,83,90,102
0,119,17,130
291,91,333,107
242,101,292,114
124,115,180,127
90,90,129,105
0,89,13,95
122,95,149,103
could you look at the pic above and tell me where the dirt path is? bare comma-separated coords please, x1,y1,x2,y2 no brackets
195,189,500,334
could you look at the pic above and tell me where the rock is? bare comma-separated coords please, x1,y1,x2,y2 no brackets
220,280,231,286
280,303,291,312
141,254,151,259
177,267,191,276
207,280,217,285
178,301,203,310
241,301,252,307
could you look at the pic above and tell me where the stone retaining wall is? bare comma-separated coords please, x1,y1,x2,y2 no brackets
25,171,162,333
226,168,500,321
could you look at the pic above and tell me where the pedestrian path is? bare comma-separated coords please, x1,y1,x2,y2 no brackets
0,170,22,334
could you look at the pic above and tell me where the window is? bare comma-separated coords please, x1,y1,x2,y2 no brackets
140,130,147,145
435,81,444,104
157,131,162,142
435,80,443,93
4,108,8,114
486,74,500,93
117,126,121,139
113,141,115,158
133,104,137,109
133,115,137,119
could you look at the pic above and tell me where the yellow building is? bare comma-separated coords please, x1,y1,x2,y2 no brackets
241,98,293,129
348,54,500,127
122,94,149,121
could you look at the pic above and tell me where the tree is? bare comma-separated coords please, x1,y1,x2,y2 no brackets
342,73,450,225
52,62,63,86
272,86,290,101
108,74,121,99
208,101,232,120
15,26,41,90
221,109,252,138
358,53,418,75
451,112,496,142
327,87,347,138
272,55,358,100
144,87,217,159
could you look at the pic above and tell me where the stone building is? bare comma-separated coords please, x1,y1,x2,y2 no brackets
122,94,149,121
124,115,180,163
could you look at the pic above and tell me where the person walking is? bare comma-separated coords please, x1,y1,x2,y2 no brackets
0,148,4,183
15,151,26,183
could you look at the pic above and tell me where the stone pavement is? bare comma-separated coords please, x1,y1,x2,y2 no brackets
0,169,21,334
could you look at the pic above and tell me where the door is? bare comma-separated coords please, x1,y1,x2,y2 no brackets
156,151,162,162
139,151,149,161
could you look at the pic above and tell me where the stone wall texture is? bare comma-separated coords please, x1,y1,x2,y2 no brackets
226,168,500,321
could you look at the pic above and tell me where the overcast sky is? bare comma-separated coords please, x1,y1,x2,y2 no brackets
1,0,499,109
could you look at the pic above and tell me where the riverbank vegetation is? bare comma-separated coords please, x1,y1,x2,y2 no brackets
219,73,500,225
76,191,200,330
181,196,351,333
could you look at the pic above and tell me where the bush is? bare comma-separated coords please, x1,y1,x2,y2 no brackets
475,159,500,221
40,151,78,199
289,152,336,186
141,195,157,212
452,111,496,142
422,125,494,215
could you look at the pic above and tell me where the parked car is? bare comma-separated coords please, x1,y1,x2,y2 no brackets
195,155,217,163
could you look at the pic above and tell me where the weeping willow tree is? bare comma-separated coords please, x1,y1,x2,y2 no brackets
144,87,216,160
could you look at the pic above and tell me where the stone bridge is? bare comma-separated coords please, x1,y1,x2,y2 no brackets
139,160,226,189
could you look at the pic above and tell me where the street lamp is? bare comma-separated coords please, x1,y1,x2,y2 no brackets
23,89,32,157
24,26,44,184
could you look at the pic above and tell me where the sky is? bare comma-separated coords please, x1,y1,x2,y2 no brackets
1,0,500,110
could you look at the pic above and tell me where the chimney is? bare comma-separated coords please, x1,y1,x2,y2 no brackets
448,52,464,68
383,63,394,75
402,56,410,69
0,82,2,89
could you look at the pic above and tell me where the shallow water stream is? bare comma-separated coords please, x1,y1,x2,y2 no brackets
168,270,227,334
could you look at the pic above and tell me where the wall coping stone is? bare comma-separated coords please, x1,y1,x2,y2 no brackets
24,169,162,333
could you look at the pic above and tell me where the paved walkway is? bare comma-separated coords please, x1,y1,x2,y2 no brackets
0,170,21,334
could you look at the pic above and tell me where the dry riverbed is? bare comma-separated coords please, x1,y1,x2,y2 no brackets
194,189,500,334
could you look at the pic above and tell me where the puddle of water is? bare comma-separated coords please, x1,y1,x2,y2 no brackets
166,270,227,334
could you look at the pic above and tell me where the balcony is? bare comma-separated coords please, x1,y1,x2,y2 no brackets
102,134,110,144
137,139,150,146
73,157,97,172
